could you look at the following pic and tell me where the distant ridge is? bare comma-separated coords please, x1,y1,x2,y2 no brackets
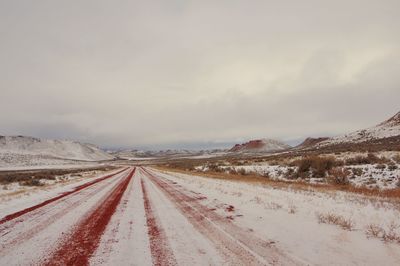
229,139,290,153
0,136,113,161
295,111,400,151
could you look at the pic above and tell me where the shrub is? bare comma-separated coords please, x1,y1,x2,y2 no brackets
396,179,400,188
366,222,400,243
388,163,398,171
376,164,386,170
294,156,336,178
345,153,382,165
316,212,354,231
284,168,295,179
229,168,238,175
237,168,247,175
351,168,363,176
393,154,400,164
327,167,350,185
21,179,43,186
383,222,400,242
366,224,384,238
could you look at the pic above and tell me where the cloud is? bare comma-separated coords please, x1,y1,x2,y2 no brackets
0,0,399,149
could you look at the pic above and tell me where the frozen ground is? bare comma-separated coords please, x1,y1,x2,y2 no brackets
0,152,103,170
155,169,400,265
195,151,400,189
1,166,399,265
221,163,400,189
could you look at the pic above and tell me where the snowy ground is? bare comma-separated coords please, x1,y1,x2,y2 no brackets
0,152,103,170
1,166,399,265
220,163,400,189
0,168,113,200
195,151,400,189
154,169,400,265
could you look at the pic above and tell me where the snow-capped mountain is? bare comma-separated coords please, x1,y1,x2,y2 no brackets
317,111,400,147
0,136,113,161
229,139,291,153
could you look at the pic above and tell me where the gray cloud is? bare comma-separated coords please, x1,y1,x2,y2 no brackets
0,1,399,149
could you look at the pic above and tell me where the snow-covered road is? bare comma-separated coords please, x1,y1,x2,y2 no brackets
1,167,399,265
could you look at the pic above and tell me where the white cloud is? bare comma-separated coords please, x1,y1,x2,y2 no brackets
0,0,399,148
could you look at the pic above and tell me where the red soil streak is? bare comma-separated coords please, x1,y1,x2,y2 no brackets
225,205,235,212
43,168,135,266
0,175,123,252
140,178,177,266
142,168,297,265
0,168,129,226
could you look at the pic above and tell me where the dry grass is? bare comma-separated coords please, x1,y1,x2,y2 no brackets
291,156,340,178
155,166,400,200
316,212,354,231
288,203,297,214
366,224,384,238
0,166,116,185
365,222,400,243
327,167,351,185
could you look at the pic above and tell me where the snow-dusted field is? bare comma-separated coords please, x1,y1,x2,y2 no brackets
221,162,400,189
195,151,400,189
1,166,399,265
155,169,400,265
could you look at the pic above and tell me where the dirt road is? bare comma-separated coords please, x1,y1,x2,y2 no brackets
0,167,300,265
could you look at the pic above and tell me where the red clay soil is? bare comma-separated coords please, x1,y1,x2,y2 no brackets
43,168,135,266
225,205,235,212
141,168,297,265
140,177,177,266
0,168,128,226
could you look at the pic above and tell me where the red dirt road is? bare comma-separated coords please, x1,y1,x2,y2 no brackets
44,168,135,265
0,166,301,265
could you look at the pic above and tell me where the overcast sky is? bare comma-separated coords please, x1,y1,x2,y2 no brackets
1,1,399,149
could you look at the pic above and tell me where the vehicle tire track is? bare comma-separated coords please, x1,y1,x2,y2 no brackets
42,167,135,265
142,167,301,266
0,167,128,227
141,177,178,266
0,170,128,253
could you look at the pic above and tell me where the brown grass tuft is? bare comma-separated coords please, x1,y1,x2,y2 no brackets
316,212,354,231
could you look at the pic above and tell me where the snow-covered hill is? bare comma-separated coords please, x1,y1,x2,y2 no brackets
317,111,400,147
110,148,228,160
0,136,113,162
229,139,290,153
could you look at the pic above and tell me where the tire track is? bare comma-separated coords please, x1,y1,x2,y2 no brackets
142,167,301,265
42,167,135,265
141,177,178,266
0,171,127,253
0,167,128,227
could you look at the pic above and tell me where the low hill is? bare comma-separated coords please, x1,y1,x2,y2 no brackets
0,136,113,162
317,111,400,147
229,139,291,153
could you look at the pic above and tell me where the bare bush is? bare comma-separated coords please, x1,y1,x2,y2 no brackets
288,204,297,214
393,154,400,164
237,168,247,175
293,156,338,178
376,164,386,170
351,168,363,176
387,163,398,171
383,222,400,242
366,224,384,238
345,153,387,165
21,179,43,186
327,167,351,185
366,222,400,243
316,212,354,231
